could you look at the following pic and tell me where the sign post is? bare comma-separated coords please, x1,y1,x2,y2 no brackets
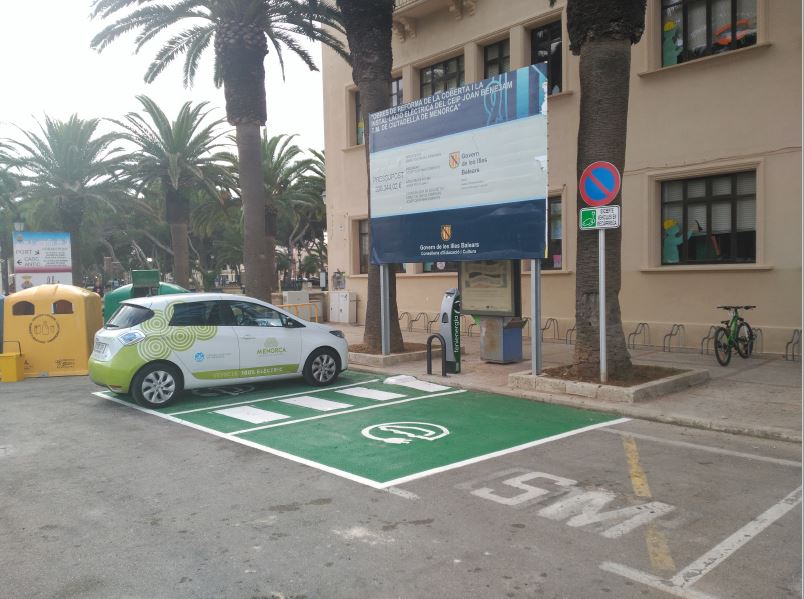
579,161,622,384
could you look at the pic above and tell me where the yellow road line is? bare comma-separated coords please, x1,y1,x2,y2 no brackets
622,436,676,572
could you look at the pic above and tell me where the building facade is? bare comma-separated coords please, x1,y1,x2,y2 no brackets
322,0,802,354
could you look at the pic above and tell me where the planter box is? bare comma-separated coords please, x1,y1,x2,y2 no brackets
508,368,709,403
349,348,441,368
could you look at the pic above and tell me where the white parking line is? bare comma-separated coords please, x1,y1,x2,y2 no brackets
601,428,802,468
335,387,406,401
167,378,380,415
600,486,803,598
230,389,467,435
280,396,353,411
214,406,289,424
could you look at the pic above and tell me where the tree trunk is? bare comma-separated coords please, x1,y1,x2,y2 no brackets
237,123,271,300
572,38,633,377
337,0,404,353
164,187,191,288
169,223,190,288
60,205,84,287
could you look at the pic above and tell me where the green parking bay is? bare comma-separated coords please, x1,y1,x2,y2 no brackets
94,372,626,488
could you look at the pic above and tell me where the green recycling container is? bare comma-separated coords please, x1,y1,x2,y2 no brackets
103,281,188,322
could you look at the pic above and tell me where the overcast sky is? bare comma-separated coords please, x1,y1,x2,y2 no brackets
0,1,327,153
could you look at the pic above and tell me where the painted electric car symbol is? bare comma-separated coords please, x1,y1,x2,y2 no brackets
361,422,450,445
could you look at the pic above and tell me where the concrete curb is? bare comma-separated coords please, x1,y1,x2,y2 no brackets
508,369,710,403
348,364,801,444
349,348,441,367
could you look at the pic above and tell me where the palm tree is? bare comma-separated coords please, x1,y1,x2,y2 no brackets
111,95,235,288
563,0,647,376
259,133,316,286
90,0,345,301
0,144,22,293
5,115,125,283
335,0,404,352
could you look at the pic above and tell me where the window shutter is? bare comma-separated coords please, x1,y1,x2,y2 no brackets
711,202,732,233
687,204,707,232
712,176,731,196
663,181,683,203
736,172,756,195
737,199,756,231
663,204,683,226
687,179,706,199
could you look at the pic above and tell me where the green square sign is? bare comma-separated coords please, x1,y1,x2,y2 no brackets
579,206,620,230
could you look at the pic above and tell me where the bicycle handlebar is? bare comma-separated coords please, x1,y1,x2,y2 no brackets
717,305,756,310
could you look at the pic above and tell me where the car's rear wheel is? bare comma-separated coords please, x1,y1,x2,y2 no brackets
303,348,340,386
132,363,182,408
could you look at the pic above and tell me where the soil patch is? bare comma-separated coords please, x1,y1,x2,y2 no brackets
349,342,428,355
542,364,684,387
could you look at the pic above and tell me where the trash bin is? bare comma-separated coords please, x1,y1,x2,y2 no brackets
480,316,526,364
103,280,188,322
2,284,103,377
0,340,24,382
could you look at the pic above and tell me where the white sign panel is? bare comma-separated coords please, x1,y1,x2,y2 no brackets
579,206,621,230
13,232,73,289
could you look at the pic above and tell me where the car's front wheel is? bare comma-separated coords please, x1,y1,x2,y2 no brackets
303,348,340,386
132,362,182,408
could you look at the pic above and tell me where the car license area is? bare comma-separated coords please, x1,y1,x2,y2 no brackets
93,341,108,354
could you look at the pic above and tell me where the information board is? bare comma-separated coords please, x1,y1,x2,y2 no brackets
13,232,73,289
369,65,548,264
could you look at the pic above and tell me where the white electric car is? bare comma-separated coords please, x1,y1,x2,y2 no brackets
89,293,349,408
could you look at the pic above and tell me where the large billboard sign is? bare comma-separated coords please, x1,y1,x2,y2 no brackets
369,64,548,264
13,232,73,289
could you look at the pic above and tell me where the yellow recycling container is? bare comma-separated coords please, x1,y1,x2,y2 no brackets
0,341,25,382
2,284,103,378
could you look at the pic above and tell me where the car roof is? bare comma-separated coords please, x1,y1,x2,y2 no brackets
122,292,270,308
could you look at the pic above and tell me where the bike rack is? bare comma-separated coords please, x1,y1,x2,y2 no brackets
425,313,440,333
426,333,448,376
461,315,477,337
784,329,801,361
662,324,685,352
398,311,411,331
700,325,719,355
565,325,576,345
407,311,426,331
541,318,559,341
751,327,764,354
627,322,650,349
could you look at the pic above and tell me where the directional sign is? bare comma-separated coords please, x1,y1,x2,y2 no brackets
579,161,621,207
579,206,620,230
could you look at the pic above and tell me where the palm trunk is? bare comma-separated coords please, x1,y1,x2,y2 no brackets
337,0,404,353
169,223,190,288
237,123,271,300
572,38,633,377
60,205,83,286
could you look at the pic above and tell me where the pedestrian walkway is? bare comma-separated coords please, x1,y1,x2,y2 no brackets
338,324,802,443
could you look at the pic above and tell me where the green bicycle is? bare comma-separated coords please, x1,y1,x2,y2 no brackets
713,305,755,366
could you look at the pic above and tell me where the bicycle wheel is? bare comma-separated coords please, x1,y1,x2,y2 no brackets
736,321,754,359
714,327,732,366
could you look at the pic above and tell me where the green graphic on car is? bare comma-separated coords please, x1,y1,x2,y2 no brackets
136,303,218,361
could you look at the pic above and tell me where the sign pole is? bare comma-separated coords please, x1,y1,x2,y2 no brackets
531,259,542,375
598,229,607,383
380,263,390,356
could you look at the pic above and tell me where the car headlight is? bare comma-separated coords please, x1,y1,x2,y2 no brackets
119,330,145,345
329,330,345,339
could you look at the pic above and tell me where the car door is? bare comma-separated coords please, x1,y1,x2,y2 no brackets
227,300,302,378
167,300,240,383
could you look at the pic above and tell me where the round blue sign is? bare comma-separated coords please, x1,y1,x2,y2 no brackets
579,161,621,207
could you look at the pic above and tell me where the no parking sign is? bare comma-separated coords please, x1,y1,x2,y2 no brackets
579,161,621,207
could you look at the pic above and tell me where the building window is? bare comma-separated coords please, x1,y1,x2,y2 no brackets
661,0,757,67
542,196,562,270
661,171,756,265
354,91,364,146
420,56,465,98
484,39,510,78
531,21,562,94
391,77,403,106
354,79,403,146
358,219,370,274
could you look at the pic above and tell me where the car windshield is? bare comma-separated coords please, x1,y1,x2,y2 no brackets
106,304,153,329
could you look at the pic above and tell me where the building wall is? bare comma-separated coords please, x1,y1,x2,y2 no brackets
322,0,802,353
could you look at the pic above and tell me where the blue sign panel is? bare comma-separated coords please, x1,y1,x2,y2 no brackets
368,64,548,265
